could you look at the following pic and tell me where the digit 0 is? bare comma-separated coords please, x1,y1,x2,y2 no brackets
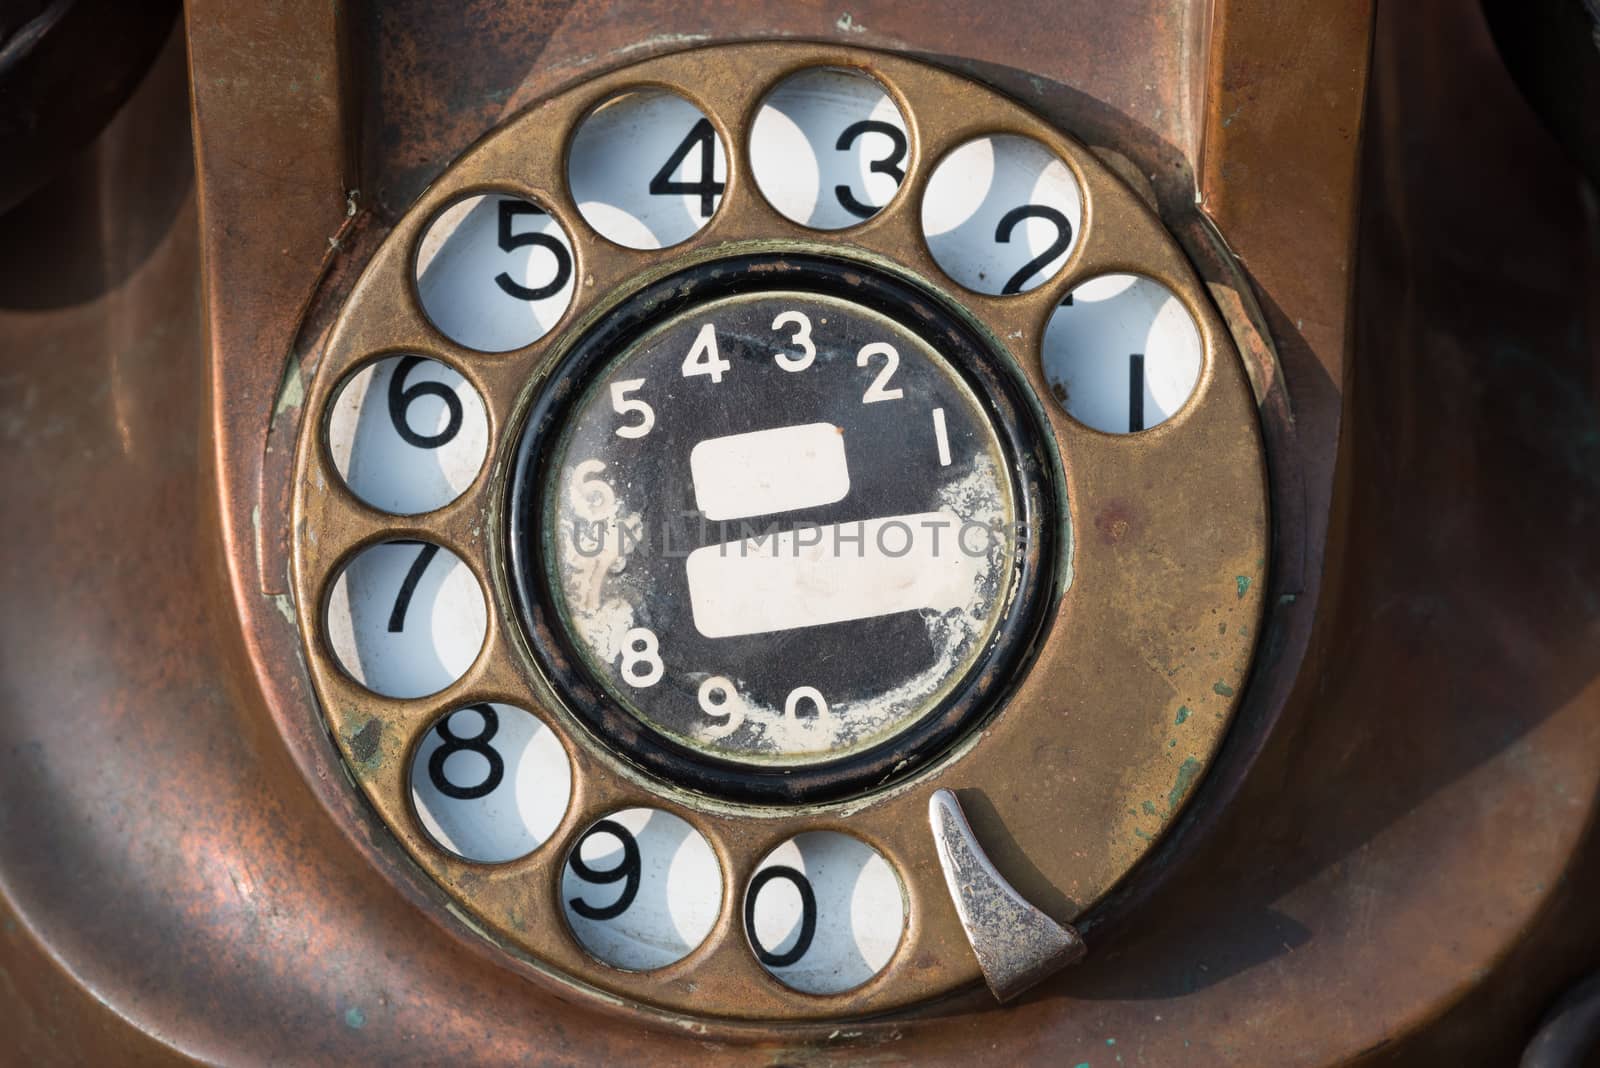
783,687,830,723
746,866,818,967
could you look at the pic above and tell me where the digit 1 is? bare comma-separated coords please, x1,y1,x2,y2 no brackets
932,407,952,467
1128,353,1146,433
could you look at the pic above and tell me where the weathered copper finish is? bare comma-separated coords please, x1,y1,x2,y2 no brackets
2,0,1597,1062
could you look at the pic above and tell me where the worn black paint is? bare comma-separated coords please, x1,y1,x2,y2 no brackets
508,253,1061,804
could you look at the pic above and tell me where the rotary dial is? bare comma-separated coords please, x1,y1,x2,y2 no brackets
291,43,1267,1020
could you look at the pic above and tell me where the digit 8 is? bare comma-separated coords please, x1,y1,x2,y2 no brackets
427,704,504,800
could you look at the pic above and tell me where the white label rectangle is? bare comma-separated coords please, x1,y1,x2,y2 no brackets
689,422,850,522
684,511,981,638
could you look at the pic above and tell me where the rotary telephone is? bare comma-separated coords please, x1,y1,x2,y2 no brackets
2,1,1597,1064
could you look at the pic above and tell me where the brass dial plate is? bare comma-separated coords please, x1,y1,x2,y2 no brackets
290,42,1267,1020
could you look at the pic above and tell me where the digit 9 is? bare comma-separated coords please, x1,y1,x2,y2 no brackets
561,808,722,972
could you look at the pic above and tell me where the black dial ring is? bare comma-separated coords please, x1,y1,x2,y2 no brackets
507,251,1062,805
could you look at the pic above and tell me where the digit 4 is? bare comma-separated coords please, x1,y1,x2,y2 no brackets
681,323,731,383
649,118,725,219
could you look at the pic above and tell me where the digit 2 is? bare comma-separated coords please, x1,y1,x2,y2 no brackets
994,204,1073,295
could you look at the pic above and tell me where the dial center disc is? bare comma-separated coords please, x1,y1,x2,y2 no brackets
509,254,1056,802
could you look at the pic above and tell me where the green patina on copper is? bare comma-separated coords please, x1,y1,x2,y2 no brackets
1167,756,1203,811
349,717,384,768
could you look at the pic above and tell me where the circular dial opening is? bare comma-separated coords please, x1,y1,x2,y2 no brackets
508,255,1056,803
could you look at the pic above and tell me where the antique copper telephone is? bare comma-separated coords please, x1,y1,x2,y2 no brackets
1,1,1596,1063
